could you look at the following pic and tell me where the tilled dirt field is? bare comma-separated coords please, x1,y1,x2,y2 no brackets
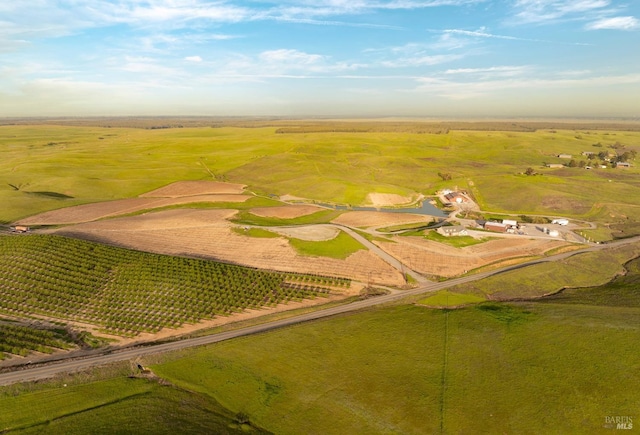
331,211,432,228
140,180,247,197
17,195,251,225
55,209,406,286
376,236,570,277
366,192,414,206
269,225,340,241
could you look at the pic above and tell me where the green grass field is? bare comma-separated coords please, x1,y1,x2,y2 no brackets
2,125,639,237
232,208,344,226
417,290,486,307
288,230,365,259
423,230,490,247
2,121,640,433
148,296,640,434
235,227,366,259
447,243,640,299
0,376,269,434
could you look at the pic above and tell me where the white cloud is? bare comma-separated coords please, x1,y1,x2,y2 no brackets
382,54,463,67
442,27,593,45
185,55,203,62
445,65,530,77
260,49,325,64
586,16,639,30
512,0,612,24
444,28,532,41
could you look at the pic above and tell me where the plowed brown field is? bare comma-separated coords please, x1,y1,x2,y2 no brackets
55,209,406,286
331,211,432,228
140,180,246,197
17,195,250,225
376,236,569,277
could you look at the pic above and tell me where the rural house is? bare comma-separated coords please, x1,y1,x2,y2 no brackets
557,154,572,159
437,225,468,237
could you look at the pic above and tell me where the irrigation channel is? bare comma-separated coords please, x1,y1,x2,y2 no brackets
2,235,637,386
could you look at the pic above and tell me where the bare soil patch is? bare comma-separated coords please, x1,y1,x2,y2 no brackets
250,204,325,219
140,180,246,197
366,192,414,207
269,225,340,241
17,195,250,225
376,236,569,277
280,194,309,201
332,211,432,228
55,209,405,287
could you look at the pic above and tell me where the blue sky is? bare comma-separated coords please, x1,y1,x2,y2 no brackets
2,0,639,118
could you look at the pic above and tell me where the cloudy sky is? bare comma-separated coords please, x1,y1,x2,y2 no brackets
2,0,639,118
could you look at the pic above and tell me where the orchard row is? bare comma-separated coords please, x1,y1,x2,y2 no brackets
0,235,349,337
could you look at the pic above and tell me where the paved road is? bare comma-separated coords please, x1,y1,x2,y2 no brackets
2,235,637,386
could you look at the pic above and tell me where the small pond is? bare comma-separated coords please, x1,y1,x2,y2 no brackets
318,200,448,218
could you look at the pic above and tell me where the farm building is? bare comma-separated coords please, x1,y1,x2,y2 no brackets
484,222,508,233
502,219,518,228
552,219,569,226
443,191,469,204
546,163,564,168
11,225,30,233
557,154,572,159
616,162,631,168
437,225,468,237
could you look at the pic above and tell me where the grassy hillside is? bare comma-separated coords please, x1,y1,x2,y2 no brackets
0,376,269,434
150,298,640,434
447,242,640,300
2,126,639,236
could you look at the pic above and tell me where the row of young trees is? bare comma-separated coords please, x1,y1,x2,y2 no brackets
0,235,349,336
0,324,73,358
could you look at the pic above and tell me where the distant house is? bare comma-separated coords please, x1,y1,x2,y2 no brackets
552,219,569,226
546,163,564,168
616,162,631,168
11,225,30,233
557,154,572,159
437,225,468,237
484,221,508,233
443,191,469,204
